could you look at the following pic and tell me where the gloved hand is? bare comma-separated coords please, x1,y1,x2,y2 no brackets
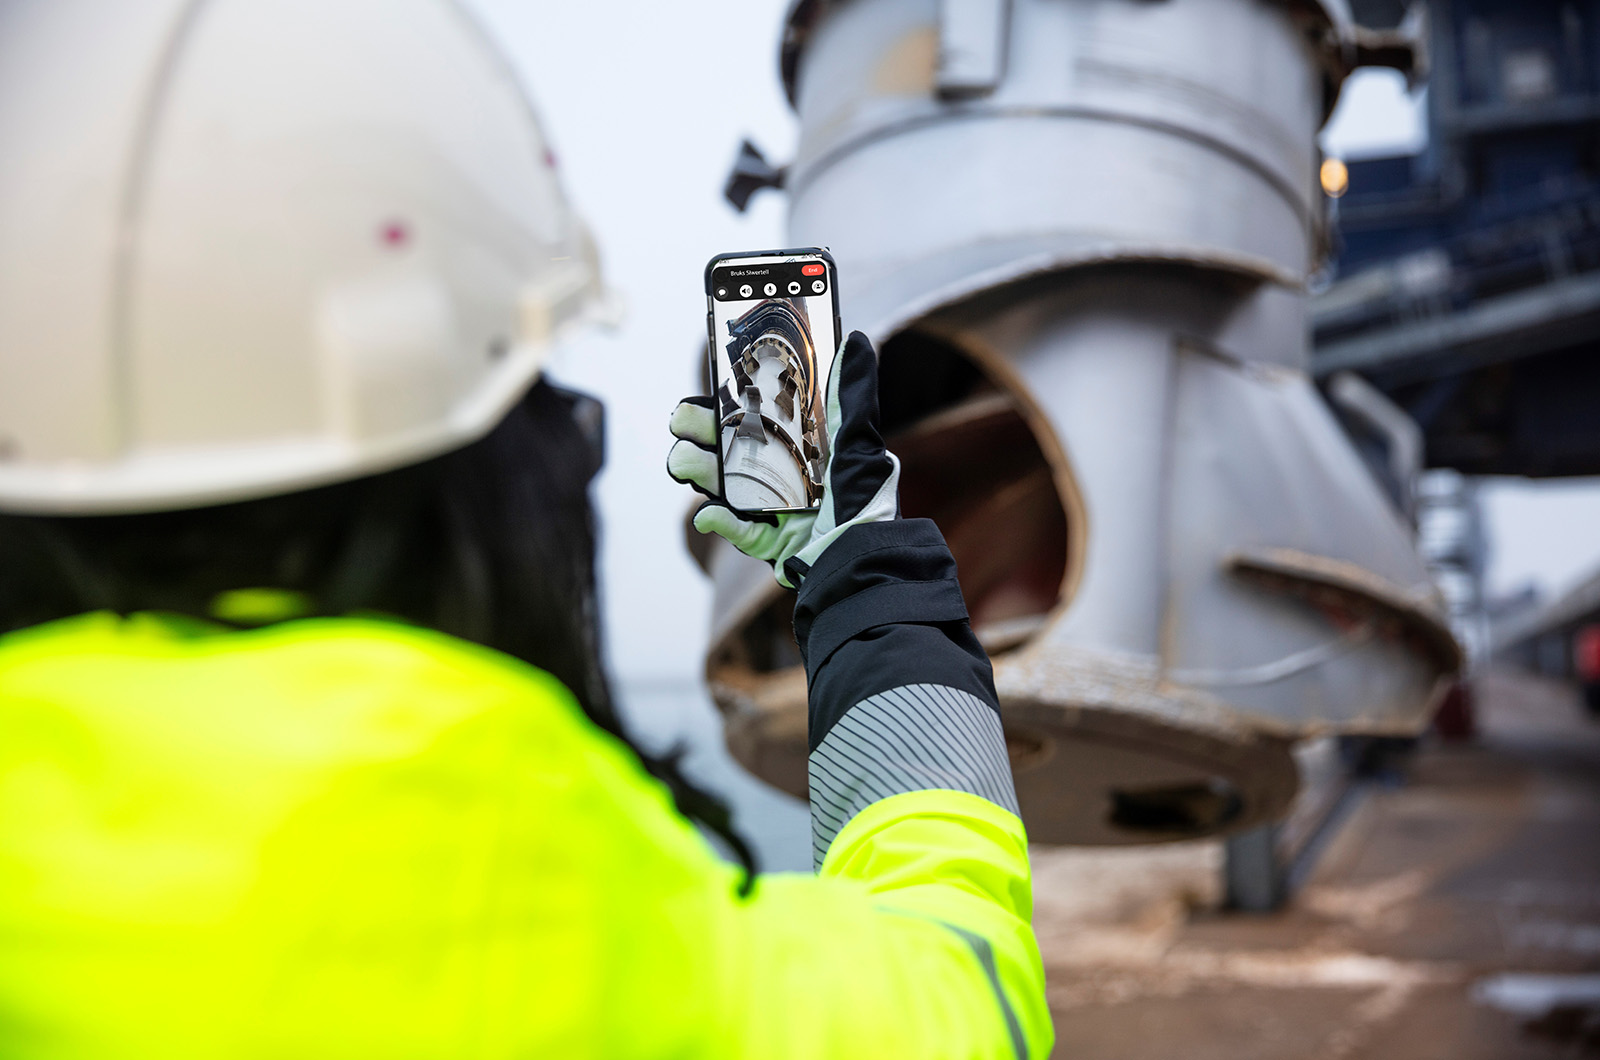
668,330,901,589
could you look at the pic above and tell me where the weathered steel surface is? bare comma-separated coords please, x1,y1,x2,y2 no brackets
784,0,1332,303
699,0,1458,845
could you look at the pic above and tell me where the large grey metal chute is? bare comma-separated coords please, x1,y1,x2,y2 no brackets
697,0,1458,845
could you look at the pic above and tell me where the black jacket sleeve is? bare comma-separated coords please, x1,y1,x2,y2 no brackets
791,518,1017,867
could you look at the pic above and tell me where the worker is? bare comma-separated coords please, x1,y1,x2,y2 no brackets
666,330,1051,1054
0,0,1051,1056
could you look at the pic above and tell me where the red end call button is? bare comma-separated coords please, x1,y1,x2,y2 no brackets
801,263,825,276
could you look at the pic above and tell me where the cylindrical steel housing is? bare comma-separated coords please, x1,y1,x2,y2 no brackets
698,0,1456,846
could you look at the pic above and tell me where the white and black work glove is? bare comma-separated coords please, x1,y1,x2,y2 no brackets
667,330,901,589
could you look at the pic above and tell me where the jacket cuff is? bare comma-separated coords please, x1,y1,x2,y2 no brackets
792,519,970,677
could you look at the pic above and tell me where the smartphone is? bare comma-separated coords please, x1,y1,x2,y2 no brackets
705,248,841,514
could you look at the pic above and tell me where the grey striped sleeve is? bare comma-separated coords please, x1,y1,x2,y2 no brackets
808,683,1019,868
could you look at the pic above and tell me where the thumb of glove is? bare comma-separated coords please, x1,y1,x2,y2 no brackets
781,331,903,587
823,330,898,524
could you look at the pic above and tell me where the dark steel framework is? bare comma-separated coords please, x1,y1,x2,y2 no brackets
1315,0,1600,477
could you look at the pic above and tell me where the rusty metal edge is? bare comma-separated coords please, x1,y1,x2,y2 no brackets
1227,545,1465,674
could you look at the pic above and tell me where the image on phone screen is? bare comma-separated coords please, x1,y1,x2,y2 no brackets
707,253,839,513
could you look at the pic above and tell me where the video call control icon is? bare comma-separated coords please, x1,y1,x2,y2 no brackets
764,282,777,296
739,284,753,297
812,279,825,293
788,281,802,295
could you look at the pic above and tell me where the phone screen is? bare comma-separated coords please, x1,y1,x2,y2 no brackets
706,251,839,513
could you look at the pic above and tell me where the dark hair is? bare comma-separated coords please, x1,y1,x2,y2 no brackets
0,380,756,893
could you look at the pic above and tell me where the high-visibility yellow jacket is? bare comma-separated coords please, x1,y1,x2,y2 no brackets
0,610,1051,1058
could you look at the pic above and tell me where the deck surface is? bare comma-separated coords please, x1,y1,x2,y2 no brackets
1034,667,1600,1059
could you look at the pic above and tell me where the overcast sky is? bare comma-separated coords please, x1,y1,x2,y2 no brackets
464,3,1600,687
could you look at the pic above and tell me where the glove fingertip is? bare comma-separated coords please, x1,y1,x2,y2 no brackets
669,398,720,447
665,442,717,496
839,331,878,392
692,501,736,536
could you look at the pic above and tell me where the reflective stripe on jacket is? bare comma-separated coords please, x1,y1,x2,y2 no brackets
0,608,1050,1058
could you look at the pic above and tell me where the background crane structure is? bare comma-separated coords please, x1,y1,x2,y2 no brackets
1317,0,1600,480
1318,0,1600,718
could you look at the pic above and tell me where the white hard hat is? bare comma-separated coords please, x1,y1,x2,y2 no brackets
0,0,607,514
